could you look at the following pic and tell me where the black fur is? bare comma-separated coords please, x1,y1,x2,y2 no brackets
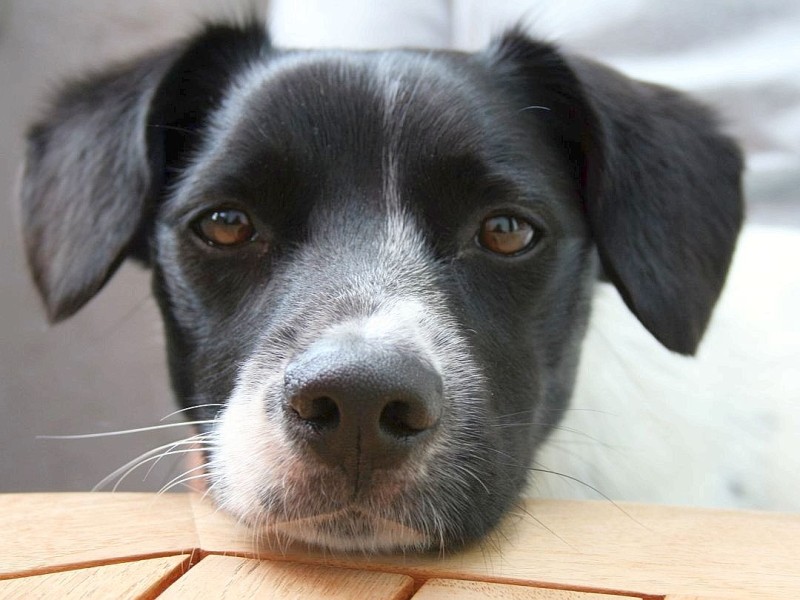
20,22,743,551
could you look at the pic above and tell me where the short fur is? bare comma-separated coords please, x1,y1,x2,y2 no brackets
20,22,743,552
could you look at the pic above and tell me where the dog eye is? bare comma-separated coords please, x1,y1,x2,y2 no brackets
477,215,537,255
192,208,256,247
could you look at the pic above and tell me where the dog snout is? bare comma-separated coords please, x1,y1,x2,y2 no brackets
283,339,443,473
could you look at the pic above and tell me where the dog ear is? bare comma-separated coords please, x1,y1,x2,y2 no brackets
20,22,270,323
491,31,744,355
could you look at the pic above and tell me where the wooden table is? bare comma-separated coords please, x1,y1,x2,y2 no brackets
1,493,798,598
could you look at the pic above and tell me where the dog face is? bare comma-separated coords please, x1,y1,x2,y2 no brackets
20,23,742,552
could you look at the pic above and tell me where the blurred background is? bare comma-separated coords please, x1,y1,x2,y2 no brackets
1,0,798,493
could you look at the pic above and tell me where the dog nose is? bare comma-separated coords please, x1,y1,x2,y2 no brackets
283,340,443,473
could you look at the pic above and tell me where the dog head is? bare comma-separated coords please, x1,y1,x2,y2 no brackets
20,22,742,552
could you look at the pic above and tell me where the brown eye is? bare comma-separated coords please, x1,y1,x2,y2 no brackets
193,208,256,247
477,215,537,255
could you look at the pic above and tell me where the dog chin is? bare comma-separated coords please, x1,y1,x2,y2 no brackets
258,509,431,553
209,379,437,552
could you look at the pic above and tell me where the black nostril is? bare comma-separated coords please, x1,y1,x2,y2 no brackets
380,399,437,438
283,339,444,472
291,396,340,431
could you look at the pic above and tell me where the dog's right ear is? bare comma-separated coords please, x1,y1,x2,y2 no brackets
20,22,270,323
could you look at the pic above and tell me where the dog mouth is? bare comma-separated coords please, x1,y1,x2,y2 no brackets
247,465,436,552
209,419,497,553
256,506,430,552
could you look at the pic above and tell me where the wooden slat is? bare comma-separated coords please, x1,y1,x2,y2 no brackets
0,555,190,599
0,493,198,578
158,555,414,599
190,495,800,599
412,579,638,599
664,596,733,600
1,493,798,598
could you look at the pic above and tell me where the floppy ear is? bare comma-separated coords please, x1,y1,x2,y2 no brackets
491,32,744,355
20,22,270,323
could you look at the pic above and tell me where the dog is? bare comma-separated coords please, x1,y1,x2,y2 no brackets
20,21,747,553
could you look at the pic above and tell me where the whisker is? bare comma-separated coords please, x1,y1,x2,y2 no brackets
518,105,551,112
111,446,208,492
157,472,210,495
199,479,221,504
148,123,197,135
160,404,225,422
482,446,648,529
450,462,490,495
91,293,152,341
93,437,205,491
527,464,650,530
157,463,208,495
498,406,617,419
508,501,577,551
494,422,612,442
144,432,211,480
37,420,215,440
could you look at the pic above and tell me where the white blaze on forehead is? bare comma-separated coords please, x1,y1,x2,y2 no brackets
323,298,444,371
378,54,434,214
381,72,403,213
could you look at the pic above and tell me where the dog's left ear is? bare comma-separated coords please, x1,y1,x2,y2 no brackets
490,32,744,355
20,22,270,323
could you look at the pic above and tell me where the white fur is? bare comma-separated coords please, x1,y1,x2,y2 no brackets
531,224,800,511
